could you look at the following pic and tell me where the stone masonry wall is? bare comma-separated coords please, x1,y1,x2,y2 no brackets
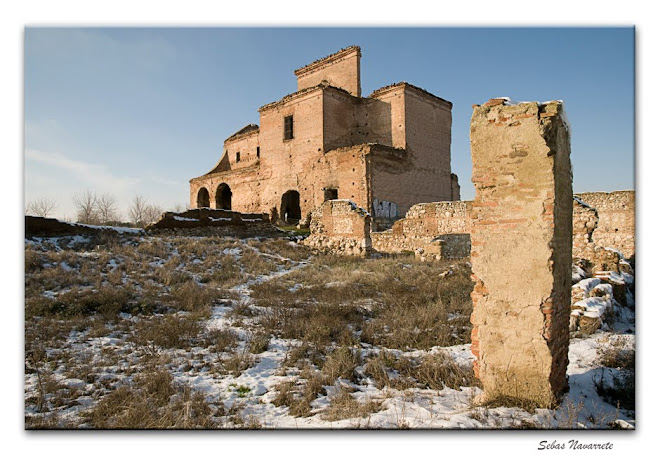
370,191,634,265
572,197,599,260
575,191,635,259
303,200,372,256
371,201,471,257
469,99,572,408
145,208,278,237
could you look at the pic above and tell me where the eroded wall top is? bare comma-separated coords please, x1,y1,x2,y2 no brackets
295,46,361,97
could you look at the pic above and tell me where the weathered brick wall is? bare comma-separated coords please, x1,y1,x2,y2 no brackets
303,200,372,256
575,191,635,259
371,201,471,254
224,128,260,169
469,99,572,408
295,46,361,97
369,85,454,215
191,47,455,225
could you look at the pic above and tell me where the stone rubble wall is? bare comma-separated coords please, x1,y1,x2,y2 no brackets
25,216,144,238
468,99,573,408
371,201,472,258
145,208,279,237
303,200,372,256
370,191,634,264
574,191,635,259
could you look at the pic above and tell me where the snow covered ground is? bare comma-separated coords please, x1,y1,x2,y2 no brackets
24,233,635,429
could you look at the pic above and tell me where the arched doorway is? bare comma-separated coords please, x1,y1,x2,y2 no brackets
280,190,301,224
216,183,232,210
197,187,210,208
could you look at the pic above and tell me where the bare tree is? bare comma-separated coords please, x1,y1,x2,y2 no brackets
25,198,58,218
73,190,99,225
129,196,164,227
128,195,148,227
144,203,164,225
171,202,188,213
97,193,119,225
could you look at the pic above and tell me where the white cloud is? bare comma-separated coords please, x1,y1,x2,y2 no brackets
25,148,140,191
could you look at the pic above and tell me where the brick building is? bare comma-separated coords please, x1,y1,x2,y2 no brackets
189,46,458,227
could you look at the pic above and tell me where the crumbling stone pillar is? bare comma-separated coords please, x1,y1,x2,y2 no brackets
469,99,572,408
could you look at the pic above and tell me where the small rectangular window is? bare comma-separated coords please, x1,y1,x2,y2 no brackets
284,115,294,140
324,188,338,201
256,147,260,158
236,152,241,162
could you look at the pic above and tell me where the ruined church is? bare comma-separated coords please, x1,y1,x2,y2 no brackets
190,46,458,226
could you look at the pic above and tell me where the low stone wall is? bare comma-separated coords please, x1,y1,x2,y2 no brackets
371,192,635,263
303,200,371,256
575,191,635,259
371,201,471,257
25,216,144,238
146,208,278,237
413,234,471,261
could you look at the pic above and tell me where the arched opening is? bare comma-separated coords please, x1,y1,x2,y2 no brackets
197,187,210,208
216,183,232,210
280,190,301,224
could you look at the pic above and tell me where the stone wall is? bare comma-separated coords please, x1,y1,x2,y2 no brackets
572,197,599,260
25,216,144,238
145,208,279,237
575,191,635,259
370,191,634,265
303,200,371,256
371,201,471,257
469,99,572,408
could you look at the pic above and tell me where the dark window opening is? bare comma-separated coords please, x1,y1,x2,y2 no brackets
216,183,232,210
284,115,294,140
197,187,210,208
280,190,301,224
236,152,241,162
256,147,260,158
324,188,338,201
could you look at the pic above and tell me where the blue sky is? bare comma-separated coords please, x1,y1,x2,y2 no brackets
24,27,634,220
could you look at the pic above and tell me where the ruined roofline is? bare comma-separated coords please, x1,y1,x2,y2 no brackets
293,45,361,77
258,82,352,112
369,82,453,108
190,160,259,183
224,124,259,144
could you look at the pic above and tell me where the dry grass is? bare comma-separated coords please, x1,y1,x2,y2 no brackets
86,368,214,429
251,238,312,262
364,351,477,391
25,233,480,429
250,256,473,351
321,387,383,421
129,313,204,352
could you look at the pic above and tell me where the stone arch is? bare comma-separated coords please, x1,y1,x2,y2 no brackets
280,190,301,224
216,183,232,210
197,187,210,208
